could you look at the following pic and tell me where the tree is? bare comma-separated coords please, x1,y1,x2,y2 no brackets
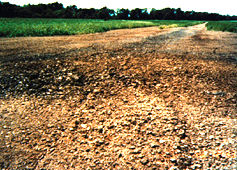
48,2,63,11
175,8,185,20
97,7,115,20
150,8,163,20
160,8,175,20
0,1,232,20
116,8,130,20
77,8,97,19
0,2,20,17
140,8,149,20
64,5,78,18
130,8,141,20
130,8,149,20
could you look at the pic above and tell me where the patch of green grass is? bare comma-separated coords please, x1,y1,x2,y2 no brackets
0,18,203,37
206,21,237,33
150,20,203,27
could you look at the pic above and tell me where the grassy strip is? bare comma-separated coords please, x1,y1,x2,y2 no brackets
0,18,203,37
206,21,237,33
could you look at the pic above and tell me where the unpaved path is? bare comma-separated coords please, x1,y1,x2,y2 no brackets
0,24,205,59
0,24,236,170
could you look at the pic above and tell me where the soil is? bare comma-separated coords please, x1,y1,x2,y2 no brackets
0,24,236,170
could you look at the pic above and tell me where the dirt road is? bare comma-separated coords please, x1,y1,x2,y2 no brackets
0,24,236,169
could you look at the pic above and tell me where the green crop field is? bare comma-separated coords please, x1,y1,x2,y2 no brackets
206,21,237,33
0,18,203,37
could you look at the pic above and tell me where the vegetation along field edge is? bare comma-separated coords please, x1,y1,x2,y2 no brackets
206,21,237,33
0,19,236,37
0,19,204,37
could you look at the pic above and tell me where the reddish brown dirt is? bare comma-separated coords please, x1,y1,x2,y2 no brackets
0,24,236,170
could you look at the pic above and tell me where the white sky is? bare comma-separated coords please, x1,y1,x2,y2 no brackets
2,0,237,16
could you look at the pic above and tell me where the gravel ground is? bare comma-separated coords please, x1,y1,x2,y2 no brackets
0,24,236,170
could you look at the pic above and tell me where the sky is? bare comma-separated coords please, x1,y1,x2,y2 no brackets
2,0,237,16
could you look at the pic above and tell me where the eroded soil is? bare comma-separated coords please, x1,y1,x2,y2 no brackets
0,24,236,170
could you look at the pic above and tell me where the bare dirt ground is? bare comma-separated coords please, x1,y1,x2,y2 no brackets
0,24,236,170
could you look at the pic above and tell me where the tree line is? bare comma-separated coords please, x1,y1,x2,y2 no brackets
0,1,236,20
